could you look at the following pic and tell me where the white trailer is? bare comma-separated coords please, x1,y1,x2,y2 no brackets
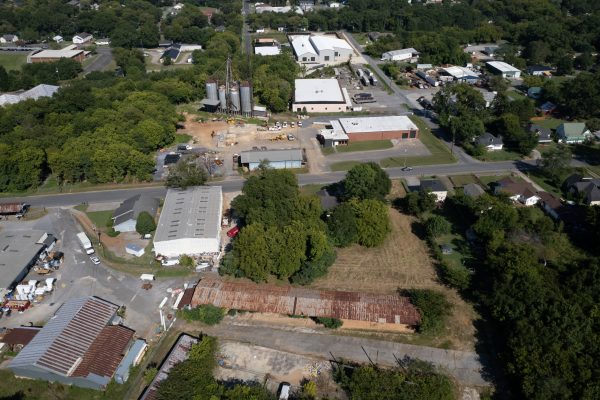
76,232,94,254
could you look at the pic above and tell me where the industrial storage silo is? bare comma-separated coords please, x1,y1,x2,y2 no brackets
218,85,227,111
240,82,253,116
229,86,241,113
205,80,218,100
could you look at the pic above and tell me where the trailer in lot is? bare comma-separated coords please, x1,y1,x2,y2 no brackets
76,232,94,254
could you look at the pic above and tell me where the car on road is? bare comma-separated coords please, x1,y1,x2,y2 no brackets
401,166,413,171
287,134,296,141
90,255,100,265
297,121,302,127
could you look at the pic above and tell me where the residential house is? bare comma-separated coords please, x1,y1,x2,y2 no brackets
539,101,556,116
72,33,93,44
420,179,448,202
528,124,553,143
475,132,503,151
494,177,540,206
537,191,563,220
0,34,19,43
463,183,485,198
160,47,180,62
557,122,591,144
568,178,600,205
112,194,159,233
526,65,553,76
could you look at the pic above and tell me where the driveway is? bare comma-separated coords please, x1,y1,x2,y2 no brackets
197,319,491,387
0,209,186,338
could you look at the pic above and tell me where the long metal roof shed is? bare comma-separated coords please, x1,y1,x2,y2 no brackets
0,230,47,290
240,148,303,164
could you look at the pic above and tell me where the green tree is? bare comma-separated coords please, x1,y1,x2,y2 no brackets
425,215,451,238
539,144,573,185
136,211,156,235
343,162,391,201
449,113,485,144
352,199,390,247
406,289,452,335
179,304,225,325
327,202,359,247
165,159,208,189
315,317,343,329
405,190,437,216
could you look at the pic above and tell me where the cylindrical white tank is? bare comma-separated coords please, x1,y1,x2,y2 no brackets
218,85,227,110
240,82,252,115
205,80,218,100
229,86,240,112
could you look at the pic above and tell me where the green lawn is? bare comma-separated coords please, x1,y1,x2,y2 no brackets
477,174,513,187
321,147,336,156
351,32,370,46
525,170,562,196
86,210,114,229
173,133,192,144
448,175,478,187
300,183,325,196
334,140,393,153
531,118,566,130
379,115,456,168
0,52,27,71
476,149,523,162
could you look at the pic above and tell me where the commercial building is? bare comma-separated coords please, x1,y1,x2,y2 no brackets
380,48,419,62
154,186,223,257
290,35,353,65
442,66,481,83
10,296,135,390
240,148,303,170
317,126,349,148
0,230,51,295
191,277,421,326
0,34,19,43
330,116,419,142
486,61,521,78
30,48,85,63
254,38,281,56
112,194,159,232
292,78,351,113
0,84,60,107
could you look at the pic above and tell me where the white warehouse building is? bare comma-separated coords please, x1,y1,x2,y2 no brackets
153,186,222,257
290,35,353,65
380,48,419,62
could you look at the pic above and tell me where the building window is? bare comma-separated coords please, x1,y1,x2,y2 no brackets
335,52,339,57
325,107,328,110
324,56,330,61
302,57,307,61
310,57,315,61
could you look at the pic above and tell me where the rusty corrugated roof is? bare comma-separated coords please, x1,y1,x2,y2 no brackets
0,203,25,214
191,277,421,326
72,325,134,379
1,327,41,347
177,287,196,310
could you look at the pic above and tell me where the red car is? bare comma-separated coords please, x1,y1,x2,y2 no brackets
227,226,240,238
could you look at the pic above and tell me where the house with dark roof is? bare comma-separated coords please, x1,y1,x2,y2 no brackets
494,177,540,206
420,179,448,202
9,296,135,390
112,194,159,232
526,65,553,76
160,46,180,62
475,132,503,151
557,122,591,144
539,101,556,115
568,178,600,205
537,191,564,220
463,183,485,198
528,124,552,143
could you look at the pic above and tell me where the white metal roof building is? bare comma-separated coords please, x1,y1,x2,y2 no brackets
290,35,353,64
0,84,60,107
240,148,303,170
293,78,350,113
486,61,521,78
329,116,419,142
154,186,223,257
29,49,85,63
442,66,481,81
381,48,419,62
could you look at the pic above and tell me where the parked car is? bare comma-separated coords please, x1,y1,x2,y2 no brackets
401,166,413,171
287,134,296,141
227,226,240,238
282,121,288,128
297,121,302,127
90,255,100,265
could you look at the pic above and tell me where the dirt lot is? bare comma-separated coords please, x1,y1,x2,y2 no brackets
311,208,477,351
215,341,345,399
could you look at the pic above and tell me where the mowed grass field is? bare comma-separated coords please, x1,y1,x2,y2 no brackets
0,52,27,71
311,206,477,351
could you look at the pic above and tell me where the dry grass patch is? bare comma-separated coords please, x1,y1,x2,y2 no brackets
312,208,477,351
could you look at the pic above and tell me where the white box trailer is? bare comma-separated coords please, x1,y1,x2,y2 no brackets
76,232,94,254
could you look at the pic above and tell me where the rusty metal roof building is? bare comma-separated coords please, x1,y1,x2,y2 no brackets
1,327,41,348
9,296,133,390
191,277,421,326
140,334,199,400
0,202,26,215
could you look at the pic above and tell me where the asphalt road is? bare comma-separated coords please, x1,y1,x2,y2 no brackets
83,47,113,74
201,320,490,387
2,160,534,208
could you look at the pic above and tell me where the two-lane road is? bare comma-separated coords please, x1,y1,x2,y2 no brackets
2,160,534,208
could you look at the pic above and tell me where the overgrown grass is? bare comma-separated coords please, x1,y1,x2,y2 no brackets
506,90,526,101
335,140,393,153
0,52,27,71
321,147,336,155
524,170,562,196
351,32,370,46
173,133,192,144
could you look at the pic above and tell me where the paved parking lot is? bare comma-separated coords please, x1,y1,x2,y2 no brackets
0,209,188,338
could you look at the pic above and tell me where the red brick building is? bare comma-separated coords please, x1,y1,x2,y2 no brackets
334,116,419,142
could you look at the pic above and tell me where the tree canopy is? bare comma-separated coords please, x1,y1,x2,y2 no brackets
343,162,391,201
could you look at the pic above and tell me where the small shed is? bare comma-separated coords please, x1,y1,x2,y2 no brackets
125,244,145,258
114,339,148,384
